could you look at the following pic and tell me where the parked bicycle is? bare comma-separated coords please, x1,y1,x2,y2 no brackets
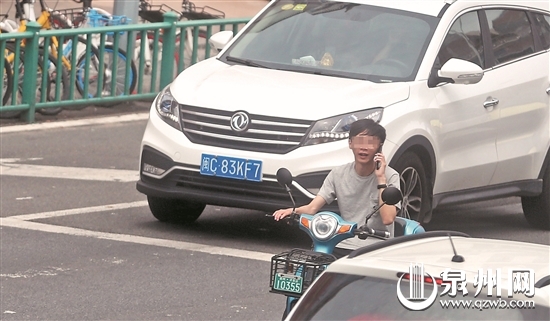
136,0,224,77
1,57,14,107
0,0,75,118
49,0,137,100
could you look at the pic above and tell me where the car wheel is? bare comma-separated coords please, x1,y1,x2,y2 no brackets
521,163,550,230
393,152,431,223
147,196,206,224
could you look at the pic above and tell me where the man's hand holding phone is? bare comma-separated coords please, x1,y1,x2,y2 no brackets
374,145,385,173
374,153,384,170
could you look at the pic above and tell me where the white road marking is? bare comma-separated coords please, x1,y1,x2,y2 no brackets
12,201,149,221
0,113,149,134
0,162,139,182
1,114,273,263
1,202,273,263
0,158,43,163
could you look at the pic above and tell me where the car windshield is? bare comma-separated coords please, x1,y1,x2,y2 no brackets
221,0,438,82
289,273,549,320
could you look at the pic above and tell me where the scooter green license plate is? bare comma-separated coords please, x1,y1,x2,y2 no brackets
273,273,303,294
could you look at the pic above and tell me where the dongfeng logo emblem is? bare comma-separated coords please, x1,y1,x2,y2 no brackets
230,111,250,132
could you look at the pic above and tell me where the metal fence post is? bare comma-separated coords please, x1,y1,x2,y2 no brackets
113,0,138,71
160,12,179,89
21,22,41,123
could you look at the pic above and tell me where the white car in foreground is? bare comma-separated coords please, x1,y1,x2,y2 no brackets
137,0,550,228
286,232,550,320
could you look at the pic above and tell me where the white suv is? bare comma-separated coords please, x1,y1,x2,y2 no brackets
136,0,550,228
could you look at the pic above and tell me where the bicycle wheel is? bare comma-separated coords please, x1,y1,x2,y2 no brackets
0,46,55,119
2,58,13,106
36,51,69,115
76,44,136,102
1,46,23,119
104,45,137,97
71,36,102,109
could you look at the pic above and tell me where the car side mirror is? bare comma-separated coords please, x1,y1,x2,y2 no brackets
438,58,484,85
381,187,402,206
209,31,234,52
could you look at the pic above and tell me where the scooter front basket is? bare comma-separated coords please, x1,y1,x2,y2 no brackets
269,249,336,297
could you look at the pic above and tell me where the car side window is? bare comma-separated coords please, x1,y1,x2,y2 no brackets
485,9,535,64
532,12,550,50
437,11,484,69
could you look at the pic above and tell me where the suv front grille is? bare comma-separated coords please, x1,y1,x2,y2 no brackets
180,105,313,154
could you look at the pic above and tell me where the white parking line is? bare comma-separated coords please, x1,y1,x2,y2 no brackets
1,202,272,263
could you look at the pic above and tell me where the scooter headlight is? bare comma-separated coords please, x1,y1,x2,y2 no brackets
311,214,339,241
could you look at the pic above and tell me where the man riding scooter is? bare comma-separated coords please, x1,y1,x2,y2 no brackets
273,118,401,258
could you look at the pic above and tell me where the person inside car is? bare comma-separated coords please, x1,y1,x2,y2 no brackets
273,118,401,257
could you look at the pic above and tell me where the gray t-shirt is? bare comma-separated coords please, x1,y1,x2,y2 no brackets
318,162,401,250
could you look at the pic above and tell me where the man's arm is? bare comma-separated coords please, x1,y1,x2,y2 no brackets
378,195,397,225
375,155,398,225
296,195,327,215
273,196,327,221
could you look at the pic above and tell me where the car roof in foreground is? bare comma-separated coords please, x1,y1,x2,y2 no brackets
328,233,550,294
343,0,549,17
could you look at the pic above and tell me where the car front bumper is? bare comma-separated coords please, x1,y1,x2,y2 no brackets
136,145,339,212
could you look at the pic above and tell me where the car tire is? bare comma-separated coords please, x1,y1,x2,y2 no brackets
393,152,432,223
521,163,550,230
147,196,206,224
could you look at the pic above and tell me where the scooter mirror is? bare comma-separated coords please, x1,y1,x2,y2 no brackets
276,168,293,187
381,187,402,205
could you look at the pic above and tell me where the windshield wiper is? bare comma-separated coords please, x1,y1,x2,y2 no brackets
309,3,359,15
304,69,372,81
225,56,270,69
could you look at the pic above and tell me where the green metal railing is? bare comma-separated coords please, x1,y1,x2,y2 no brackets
0,13,249,123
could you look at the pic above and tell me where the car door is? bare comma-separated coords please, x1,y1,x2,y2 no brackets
483,9,550,184
433,10,499,193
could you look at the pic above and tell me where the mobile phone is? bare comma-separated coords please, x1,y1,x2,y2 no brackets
375,145,383,170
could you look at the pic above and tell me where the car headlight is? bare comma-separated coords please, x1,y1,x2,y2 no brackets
302,108,383,146
311,214,339,241
155,85,181,130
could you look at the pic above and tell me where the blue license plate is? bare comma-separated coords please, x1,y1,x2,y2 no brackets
199,154,263,182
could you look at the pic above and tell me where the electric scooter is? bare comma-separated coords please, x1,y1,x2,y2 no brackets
268,168,425,320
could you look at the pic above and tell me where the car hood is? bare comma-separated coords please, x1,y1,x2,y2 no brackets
170,59,410,121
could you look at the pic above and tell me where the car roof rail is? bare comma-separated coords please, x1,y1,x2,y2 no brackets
535,275,550,289
347,231,470,259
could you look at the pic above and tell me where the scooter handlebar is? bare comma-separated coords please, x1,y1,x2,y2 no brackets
355,226,390,240
265,212,299,225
